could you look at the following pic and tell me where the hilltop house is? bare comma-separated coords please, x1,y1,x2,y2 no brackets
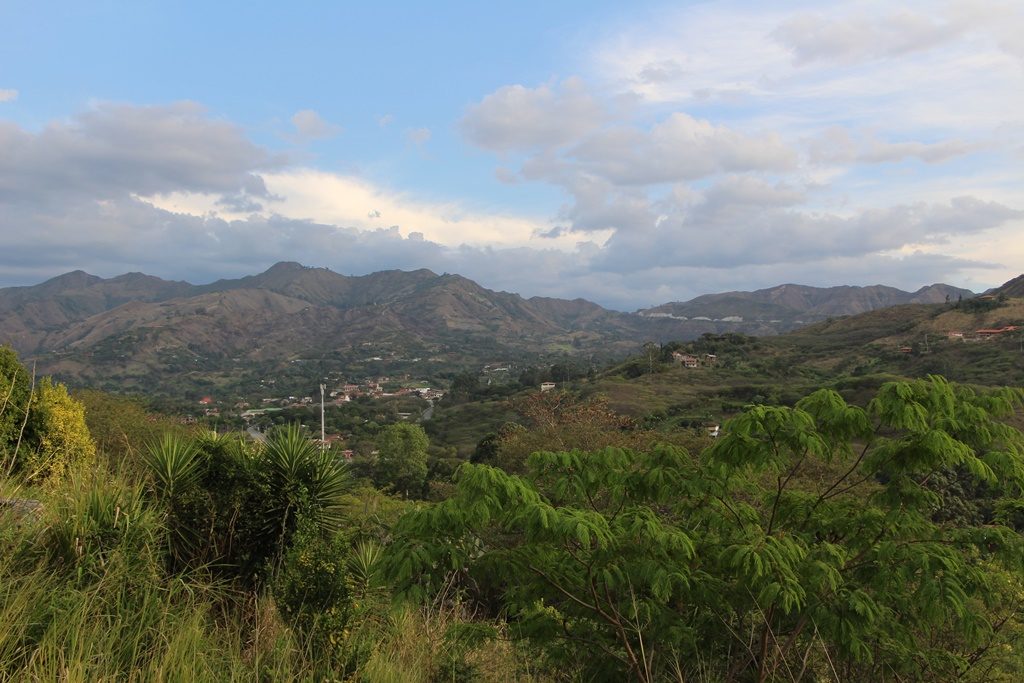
673,352,700,368
540,382,556,392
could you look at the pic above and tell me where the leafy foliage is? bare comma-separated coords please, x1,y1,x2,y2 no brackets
141,425,350,583
74,388,190,470
273,520,354,671
386,377,1024,681
374,422,429,496
263,424,351,539
23,378,96,484
0,348,94,485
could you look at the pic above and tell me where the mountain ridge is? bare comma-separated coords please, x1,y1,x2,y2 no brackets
641,281,975,325
0,263,1004,394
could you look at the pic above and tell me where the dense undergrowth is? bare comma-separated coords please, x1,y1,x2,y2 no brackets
5,342,1024,681
0,346,546,682
0,467,542,682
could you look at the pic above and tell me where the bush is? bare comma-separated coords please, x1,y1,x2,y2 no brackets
142,426,350,585
273,521,354,671
0,348,94,485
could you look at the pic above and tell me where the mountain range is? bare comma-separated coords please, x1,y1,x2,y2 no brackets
0,263,984,393
640,282,974,326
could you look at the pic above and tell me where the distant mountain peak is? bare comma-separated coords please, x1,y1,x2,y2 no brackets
263,261,308,274
40,269,102,289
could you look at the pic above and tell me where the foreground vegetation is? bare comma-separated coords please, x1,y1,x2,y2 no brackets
4,343,1024,680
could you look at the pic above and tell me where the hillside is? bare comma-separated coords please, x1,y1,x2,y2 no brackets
991,274,1024,298
640,282,975,331
585,286,1024,427
1,264,664,394
0,264,992,396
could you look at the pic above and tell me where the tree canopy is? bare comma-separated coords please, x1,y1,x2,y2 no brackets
375,422,429,497
1,346,94,483
386,376,1024,681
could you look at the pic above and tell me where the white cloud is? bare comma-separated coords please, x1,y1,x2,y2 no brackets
770,2,1021,66
593,192,1021,273
772,7,967,65
460,77,606,151
290,109,341,142
568,112,796,185
588,0,1024,139
0,89,17,103
3,19,1022,315
147,167,606,253
806,127,981,165
0,101,280,205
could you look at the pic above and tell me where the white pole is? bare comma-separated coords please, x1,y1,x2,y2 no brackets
320,383,326,451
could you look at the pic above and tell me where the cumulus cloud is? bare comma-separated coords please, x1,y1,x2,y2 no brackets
450,1,1023,301
0,89,17,103
290,109,341,141
568,113,796,185
462,78,800,243
590,0,1024,139
0,101,280,205
2,36,1021,312
0,179,1018,310
593,191,1021,273
463,79,800,236
460,77,606,151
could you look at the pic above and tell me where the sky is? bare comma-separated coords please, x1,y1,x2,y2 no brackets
0,0,1021,310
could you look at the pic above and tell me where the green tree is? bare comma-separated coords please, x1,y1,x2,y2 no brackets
448,371,480,403
1,347,92,483
0,345,36,473
75,388,190,467
375,423,429,496
386,377,1024,681
24,378,96,484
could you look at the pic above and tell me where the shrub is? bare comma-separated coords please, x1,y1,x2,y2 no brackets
273,521,354,673
141,426,349,585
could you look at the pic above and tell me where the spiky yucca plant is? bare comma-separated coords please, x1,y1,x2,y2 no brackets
263,425,350,546
142,434,202,500
141,433,206,565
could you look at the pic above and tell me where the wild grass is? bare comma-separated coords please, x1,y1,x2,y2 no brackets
0,464,550,682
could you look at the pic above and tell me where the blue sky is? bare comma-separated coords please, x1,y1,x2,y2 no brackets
1,0,1021,309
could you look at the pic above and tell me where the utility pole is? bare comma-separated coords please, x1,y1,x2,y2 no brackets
319,383,326,451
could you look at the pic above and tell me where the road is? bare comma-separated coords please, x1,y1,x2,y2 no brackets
246,426,268,444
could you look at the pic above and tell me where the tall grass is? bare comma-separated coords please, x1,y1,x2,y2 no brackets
0,462,550,682
0,473,302,681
